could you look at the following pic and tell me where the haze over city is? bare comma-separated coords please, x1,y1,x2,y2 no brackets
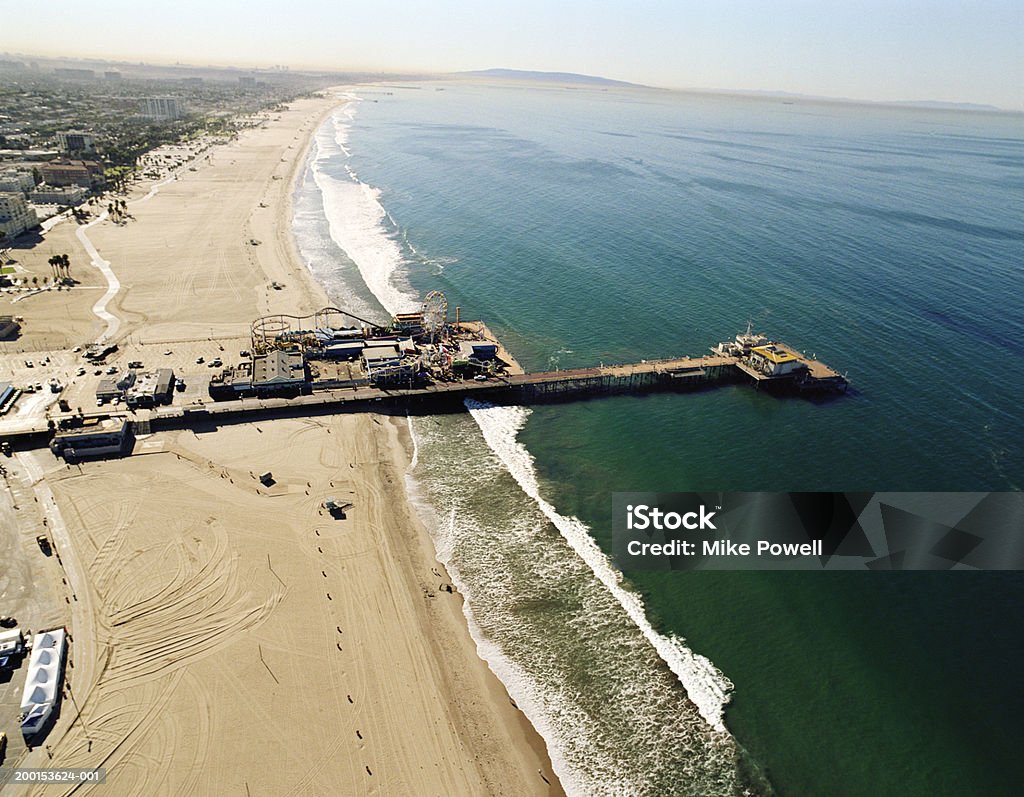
3,0,1022,110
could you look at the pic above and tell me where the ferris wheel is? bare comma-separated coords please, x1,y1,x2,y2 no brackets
422,290,448,342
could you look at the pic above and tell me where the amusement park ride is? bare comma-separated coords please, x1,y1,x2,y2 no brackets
238,290,503,394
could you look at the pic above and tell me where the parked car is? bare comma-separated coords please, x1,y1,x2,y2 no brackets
0,628,24,670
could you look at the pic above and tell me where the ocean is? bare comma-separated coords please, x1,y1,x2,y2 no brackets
292,82,1024,796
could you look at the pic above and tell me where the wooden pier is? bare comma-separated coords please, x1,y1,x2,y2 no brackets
140,346,842,434
1,335,847,449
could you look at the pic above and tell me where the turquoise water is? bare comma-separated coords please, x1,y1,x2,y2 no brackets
294,82,1024,795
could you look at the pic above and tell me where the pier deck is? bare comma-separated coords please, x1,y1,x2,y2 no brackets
1,335,847,449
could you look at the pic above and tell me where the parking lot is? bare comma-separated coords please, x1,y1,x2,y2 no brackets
0,454,68,765
0,334,253,423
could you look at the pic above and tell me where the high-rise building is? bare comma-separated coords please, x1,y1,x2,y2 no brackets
140,97,184,120
0,192,39,237
56,131,96,155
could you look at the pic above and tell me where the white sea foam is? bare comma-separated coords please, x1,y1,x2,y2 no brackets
402,439,600,796
307,94,738,789
464,399,735,733
309,98,420,316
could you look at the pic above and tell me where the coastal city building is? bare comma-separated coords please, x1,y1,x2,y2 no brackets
104,70,121,80
140,96,184,120
56,131,96,155
39,159,105,188
29,184,87,206
0,191,40,237
0,168,35,193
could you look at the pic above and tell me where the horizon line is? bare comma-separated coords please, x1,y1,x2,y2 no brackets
2,49,1020,114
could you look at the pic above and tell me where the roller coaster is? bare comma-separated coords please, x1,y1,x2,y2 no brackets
250,306,385,354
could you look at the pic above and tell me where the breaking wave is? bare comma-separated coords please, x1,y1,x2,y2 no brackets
464,399,735,732
307,95,420,317
297,89,760,796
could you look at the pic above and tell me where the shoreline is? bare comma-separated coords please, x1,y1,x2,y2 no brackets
286,91,564,791
3,90,562,795
299,89,567,794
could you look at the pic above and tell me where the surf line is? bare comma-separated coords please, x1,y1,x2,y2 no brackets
465,399,735,733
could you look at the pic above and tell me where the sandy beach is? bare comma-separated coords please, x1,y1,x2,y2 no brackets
1,93,561,795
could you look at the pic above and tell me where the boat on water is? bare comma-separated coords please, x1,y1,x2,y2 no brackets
711,320,768,357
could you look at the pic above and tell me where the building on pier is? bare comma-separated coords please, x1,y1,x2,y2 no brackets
747,345,806,377
50,417,133,461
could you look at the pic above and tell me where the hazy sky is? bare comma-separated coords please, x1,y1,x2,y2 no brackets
4,0,1022,109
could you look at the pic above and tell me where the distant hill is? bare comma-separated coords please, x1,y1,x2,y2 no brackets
890,100,1003,112
458,68,648,89
700,88,1007,113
